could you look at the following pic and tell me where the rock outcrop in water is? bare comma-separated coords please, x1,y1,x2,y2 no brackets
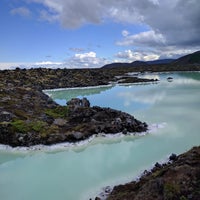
107,146,200,200
0,88,147,147
66,97,147,135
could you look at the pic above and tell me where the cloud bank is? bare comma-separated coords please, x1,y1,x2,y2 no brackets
20,0,199,62
0,52,108,70
26,0,200,48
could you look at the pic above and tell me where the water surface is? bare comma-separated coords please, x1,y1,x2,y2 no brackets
0,72,200,200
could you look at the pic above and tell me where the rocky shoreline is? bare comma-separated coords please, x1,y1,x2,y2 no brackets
105,146,200,200
1,66,200,147
0,67,155,147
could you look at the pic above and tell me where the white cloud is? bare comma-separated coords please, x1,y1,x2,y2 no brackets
25,0,200,49
28,0,62,13
39,9,59,23
34,61,62,65
0,63,24,70
75,52,96,59
116,50,159,61
115,46,200,62
157,47,200,59
117,30,166,47
108,6,144,24
115,45,200,62
67,51,108,68
122,30,130,37
10,7,31,17
0,52,109,70
0,61,63,70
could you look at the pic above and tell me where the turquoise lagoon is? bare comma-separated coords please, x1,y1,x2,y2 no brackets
0,72,200,200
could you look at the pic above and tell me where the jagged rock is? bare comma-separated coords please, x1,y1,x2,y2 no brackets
72,132,84,140
155,162,162,168
82,97,90,107
118,76,158,84
67,97,90,111
167,77,173,82
67,98,82,107
53,118,67,126
0,111,14,122
169,153,177,161
104,186,112,193
122,128,128,134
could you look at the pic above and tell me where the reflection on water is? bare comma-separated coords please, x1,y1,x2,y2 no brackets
140,74,160,80
118,88,166,106
45,85,113,105
0,72,200,200
0,133,146,163
178,71,200,81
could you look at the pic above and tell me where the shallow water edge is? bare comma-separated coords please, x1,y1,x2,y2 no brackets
0,123,166,153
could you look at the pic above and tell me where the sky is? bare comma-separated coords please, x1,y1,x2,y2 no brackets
0,0,200,70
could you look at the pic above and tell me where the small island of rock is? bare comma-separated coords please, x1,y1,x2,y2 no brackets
0,93,147,147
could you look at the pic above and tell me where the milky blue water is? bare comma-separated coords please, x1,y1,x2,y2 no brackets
0,72,200,200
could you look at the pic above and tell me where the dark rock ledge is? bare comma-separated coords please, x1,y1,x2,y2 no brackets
0,92,147,147
118,76,158,84
104,146,200,200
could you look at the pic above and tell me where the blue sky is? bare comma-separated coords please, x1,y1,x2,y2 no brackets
0,0,199,69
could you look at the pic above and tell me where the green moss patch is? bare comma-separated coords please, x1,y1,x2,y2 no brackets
164,183,180,199
29,121,47,132
40,124,59,138
11,120,47,133
45,106,69,118
11,120,28,133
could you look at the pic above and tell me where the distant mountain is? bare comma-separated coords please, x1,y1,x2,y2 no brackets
130,61,148,66
102,51,200,69
102,59,173,69
173,51,200,65
101,62,130,69
146,59,175,65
